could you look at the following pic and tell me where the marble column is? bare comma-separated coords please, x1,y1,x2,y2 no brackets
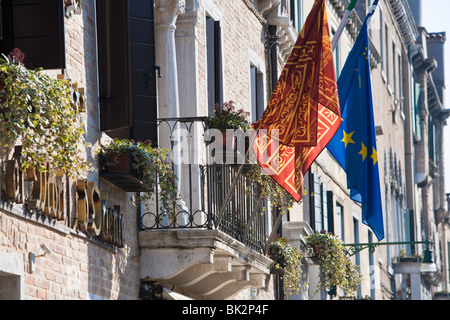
155,0,185,121
174,2,204,220
155,0,187,217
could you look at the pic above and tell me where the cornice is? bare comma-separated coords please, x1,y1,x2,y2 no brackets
388,0,419,46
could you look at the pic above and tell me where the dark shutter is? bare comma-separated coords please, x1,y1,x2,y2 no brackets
0,0,65,69
97,0,131,138
97,0,157,143
214,21,222,107
327,191,334,234
129,0,157,143
0,0,3,40
206,16,215,115
206,17,222,115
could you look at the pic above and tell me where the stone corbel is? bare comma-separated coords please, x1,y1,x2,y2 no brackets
255,0,281,18
415,172,429,188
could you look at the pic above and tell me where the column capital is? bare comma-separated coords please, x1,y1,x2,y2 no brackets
155,0,186,26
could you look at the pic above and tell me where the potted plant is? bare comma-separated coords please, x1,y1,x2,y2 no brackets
0,48,87,177
99,138,178,217
245,164,296,214
268,235,306,296
208,101,250,148
306,231,361,296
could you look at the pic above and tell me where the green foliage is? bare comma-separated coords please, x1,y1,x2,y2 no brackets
269,235,306,296
306,231,361,296
246,164,296,214
208,100,251,131
0,51,87,176
100,138,178,217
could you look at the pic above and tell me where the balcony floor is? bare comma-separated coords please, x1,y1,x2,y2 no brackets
139,229,273,300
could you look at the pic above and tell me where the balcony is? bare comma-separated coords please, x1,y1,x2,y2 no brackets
138,118,278,299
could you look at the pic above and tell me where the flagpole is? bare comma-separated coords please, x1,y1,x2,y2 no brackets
331,0,358,51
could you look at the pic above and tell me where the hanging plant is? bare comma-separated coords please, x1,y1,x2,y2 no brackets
245,164,296,214
306,231,361,296
0,49,87,177
268,235,306,296
99,138,179,218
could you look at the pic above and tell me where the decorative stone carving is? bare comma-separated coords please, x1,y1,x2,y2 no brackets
155,0,186,26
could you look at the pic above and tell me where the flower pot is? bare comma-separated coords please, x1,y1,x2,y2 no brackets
100,152,147,192
270,266,285,275
312,244,326,257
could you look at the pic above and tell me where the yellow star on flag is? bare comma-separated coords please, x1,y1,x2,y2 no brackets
359,143,367,161
342,131,355,148
371,147,378,165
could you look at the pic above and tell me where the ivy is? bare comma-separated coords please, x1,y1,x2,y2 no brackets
245,164,296,214
306,231,362,297
0,51,87,177
100,138,179,218
269,235,307,296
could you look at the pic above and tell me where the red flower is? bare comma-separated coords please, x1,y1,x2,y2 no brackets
8,48,25,64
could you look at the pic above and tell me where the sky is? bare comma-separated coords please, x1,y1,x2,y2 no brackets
421,1,450,194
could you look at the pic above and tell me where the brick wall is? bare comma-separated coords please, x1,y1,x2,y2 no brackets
0,1,141,300
197,0,267,116
0,179,141,300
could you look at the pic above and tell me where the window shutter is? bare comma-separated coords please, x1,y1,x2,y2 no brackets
206,17,222,115
96,0,131,138
214,21,223,107
322,183,328,232
129,0,157,143
0,0,3,40
0,0,65,69
311,174,323,231
97,0,157,143
327,191,334,234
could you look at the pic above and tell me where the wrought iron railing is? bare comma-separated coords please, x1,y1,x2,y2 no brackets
139,117,270,254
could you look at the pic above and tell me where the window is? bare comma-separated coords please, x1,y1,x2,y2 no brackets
405,209,415,255
206,16,223,115
250,65,264,122
289,0,303,33
310,174,331,232
385,24,389,85
398,53,403,109
368,232,375,299
326,191,335,233
393,43,397,96
96,0,158,142
428,118,436,163
335,202,344,240
353,216,362,298
367,0,372,39
0,0,65,69
447,242,450,281
353,216,361,283
411,81,421,138
379,10,384,74
332,28,341,78
0,252,23,299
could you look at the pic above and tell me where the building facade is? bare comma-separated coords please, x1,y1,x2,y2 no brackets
0,0,448,300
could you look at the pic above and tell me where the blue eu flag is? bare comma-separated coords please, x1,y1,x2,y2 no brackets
327,0,384,240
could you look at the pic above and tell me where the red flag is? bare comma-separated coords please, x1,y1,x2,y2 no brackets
252,0,340,202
